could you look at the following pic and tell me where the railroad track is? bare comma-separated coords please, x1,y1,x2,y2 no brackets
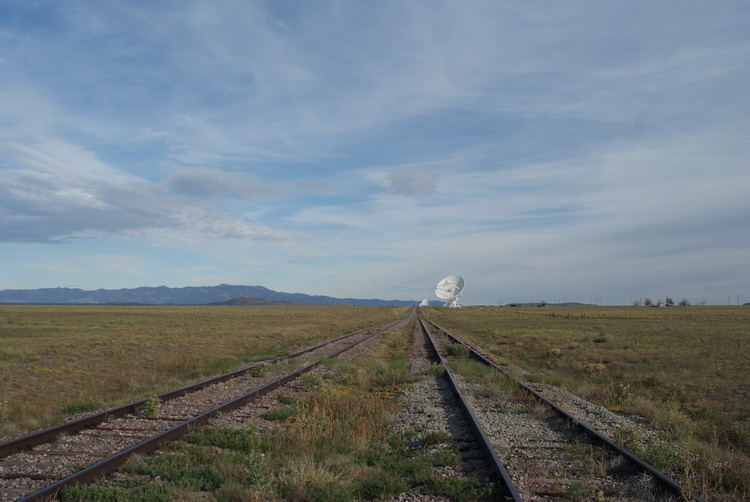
419,312,705,502
0,316,406,502
396,315,519,500
2,307,704,501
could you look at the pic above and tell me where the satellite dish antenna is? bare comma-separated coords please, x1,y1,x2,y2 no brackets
420,299,430,306
435,275,464,308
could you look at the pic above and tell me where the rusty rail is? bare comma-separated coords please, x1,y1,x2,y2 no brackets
415,316,522,501
11,331,377,502
421,316,705,502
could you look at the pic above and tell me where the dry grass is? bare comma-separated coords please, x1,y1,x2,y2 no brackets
426,305,750,501
60,321,499,501
0,305,405,438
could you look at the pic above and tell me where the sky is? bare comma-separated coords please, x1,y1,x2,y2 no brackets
1,1,749,306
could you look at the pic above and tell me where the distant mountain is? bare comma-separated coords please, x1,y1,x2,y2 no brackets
504,302,592,307
208,296,312,306
0,284,416,306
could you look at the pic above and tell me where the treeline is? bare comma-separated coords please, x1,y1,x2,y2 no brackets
632,297,704,307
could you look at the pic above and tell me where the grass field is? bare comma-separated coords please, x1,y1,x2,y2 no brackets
1,304,748,500
426,305,750,499
0,305,403,438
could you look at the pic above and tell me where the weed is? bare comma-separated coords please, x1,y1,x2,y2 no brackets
278,395,296,406
491,402,509,413
423,430,452,447
584,363,606,374
426,477,500,501
126,379,143,394
431,447,462,467
355,475,408,500
613,425,681,469
301,372,325,390
426,362,446,376
593,333,613,343
139,396,161,419
60,480,173,501
122,444,224,490
261,405,298,421
641,376,663,388
275,457,350,502
61,398,102,416
445,342,470,358
567,480,588,500
185,425,270,454
366,357,420,389
249,364,267,378
450,358,516,398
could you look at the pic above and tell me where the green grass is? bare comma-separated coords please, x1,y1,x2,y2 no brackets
60,398,104,416
448,357,517,399
260,405,297,421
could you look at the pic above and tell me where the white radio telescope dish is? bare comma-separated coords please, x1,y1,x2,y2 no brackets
435,275,464,308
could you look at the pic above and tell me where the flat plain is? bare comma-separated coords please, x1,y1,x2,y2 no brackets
0,305,402,438
427,304,750,499
1,304,748,500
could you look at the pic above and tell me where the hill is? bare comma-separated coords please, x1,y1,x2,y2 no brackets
207,296,313,306
0,284,416,306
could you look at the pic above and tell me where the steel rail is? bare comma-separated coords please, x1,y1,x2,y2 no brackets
422,318,705,502
0,320,393,459
415,317,523,502
15,332,376,502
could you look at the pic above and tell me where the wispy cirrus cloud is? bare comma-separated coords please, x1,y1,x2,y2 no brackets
0,1,748,303
0,141,294,243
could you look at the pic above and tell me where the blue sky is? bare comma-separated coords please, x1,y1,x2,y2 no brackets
1,1,749,306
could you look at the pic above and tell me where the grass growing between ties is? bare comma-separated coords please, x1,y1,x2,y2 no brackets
427,305,750,501
60,322,500,501
447,356,517,399
0,305,403,438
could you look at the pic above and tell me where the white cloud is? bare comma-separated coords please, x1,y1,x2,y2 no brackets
0,1,748,303
0,141,295,243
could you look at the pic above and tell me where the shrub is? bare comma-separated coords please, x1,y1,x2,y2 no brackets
584,363,606,374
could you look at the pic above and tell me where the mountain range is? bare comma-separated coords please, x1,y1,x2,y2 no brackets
0,284,417,306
